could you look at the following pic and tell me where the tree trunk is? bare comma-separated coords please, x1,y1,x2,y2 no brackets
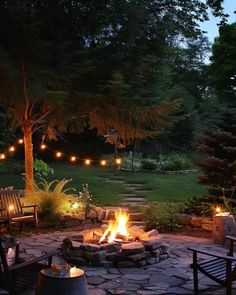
23,123,34,194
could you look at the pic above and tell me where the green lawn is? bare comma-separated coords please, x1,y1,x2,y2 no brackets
0,164,206,205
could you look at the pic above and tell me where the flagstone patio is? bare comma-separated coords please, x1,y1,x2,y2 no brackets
3,232,236,295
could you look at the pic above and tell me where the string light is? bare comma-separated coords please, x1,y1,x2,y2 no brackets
85,159,91,165
0,154,6,160
101,160,107,166
56,152,62,158
9,146,15,152
115,158,122,165
40,144,47,150
8,205,14,211
71,202,79,209
1,139,122,167
70,156,76,162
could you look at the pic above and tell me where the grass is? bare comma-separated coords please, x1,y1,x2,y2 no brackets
0,163,207,205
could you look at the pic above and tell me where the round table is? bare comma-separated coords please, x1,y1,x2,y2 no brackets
37,267,88,295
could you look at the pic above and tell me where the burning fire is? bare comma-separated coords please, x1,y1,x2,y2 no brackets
99,209,129,243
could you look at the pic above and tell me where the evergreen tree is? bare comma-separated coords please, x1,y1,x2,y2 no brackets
197,108,236,200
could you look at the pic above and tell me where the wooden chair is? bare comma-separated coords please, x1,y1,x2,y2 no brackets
189,236,236,295
0,189,39,234
0,236,60,294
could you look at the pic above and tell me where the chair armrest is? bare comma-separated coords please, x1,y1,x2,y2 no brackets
22,205,38,209
9,250,61,271
226,236,236,242
188,247,236,261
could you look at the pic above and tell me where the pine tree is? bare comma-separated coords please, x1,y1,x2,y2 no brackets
197,108,236,201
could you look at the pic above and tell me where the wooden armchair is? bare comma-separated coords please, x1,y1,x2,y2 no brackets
0,236,59,294
0,189,38,234
189,236,236,295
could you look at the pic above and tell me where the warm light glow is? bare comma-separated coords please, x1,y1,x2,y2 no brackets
99,209,129,243
70,156,76,162
9,146,15,152
40,144,46,150
85,159,91,165
56,152,62,158
0,154,6,160
216,206,221,214
101,160,107,166
18,139,24,144
71,202,79,209
115,158,122,165
8,205,14,211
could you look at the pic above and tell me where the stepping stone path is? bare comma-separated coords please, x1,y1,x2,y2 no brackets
4,232,235,295
103,175,150,209
102,175,152,226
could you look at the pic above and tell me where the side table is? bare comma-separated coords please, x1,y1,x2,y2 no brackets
37,267,88,295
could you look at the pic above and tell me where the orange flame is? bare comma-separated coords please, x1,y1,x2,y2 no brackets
99,209,129,243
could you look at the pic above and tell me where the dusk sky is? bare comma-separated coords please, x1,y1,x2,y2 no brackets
201,0,236,43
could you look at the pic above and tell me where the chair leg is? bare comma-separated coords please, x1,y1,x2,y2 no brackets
193,266,198,295
35,212,39,234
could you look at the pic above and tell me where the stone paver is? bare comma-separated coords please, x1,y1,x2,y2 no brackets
1,232,234,295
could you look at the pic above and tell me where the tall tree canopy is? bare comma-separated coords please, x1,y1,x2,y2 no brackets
207,23,236,107
0,0,230,191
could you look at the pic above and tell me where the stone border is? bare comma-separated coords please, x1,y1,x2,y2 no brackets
177,214,213,232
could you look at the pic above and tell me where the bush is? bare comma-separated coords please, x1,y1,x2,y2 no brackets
78,183,92,213
23,178,82,221
183,196,213,217
141,159,157,171
158,153,194,171
34,159,54,179
143,201,183,231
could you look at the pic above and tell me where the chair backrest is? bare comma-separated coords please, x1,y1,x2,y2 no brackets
0,190,23,218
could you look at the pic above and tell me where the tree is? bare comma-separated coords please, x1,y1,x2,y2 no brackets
207,23,236,107
197,108,236,201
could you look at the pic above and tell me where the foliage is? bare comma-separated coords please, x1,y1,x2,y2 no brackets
158,153,194,171
197,107,236,200
34,159,54,179
183,196,213,217
208,23,236,107
78,183,92,213
0,160,24,175
141,159,157,171
23,178,81,221
143,201,183,231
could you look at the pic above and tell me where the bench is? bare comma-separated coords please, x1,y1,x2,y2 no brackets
189,235,236,295
0,189,38,234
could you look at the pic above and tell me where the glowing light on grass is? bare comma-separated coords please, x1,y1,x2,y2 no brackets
115,158,122,165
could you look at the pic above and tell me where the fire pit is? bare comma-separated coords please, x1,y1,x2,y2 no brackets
62,209,170,267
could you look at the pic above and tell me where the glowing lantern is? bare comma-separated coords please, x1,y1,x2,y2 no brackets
9,146,15,152
71,203,79,209
8,205,14,211
101,160,107,166
18,139,24,144
85,159,91,165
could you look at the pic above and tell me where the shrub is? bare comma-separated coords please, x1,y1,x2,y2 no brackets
34,159,54,179
141,159,157,171
143,201,183,231
78,183,92,213
23,178,82,221
183,196,213,217
158,153,194,171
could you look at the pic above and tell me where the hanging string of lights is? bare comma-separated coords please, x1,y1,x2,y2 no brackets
0,139,122,167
